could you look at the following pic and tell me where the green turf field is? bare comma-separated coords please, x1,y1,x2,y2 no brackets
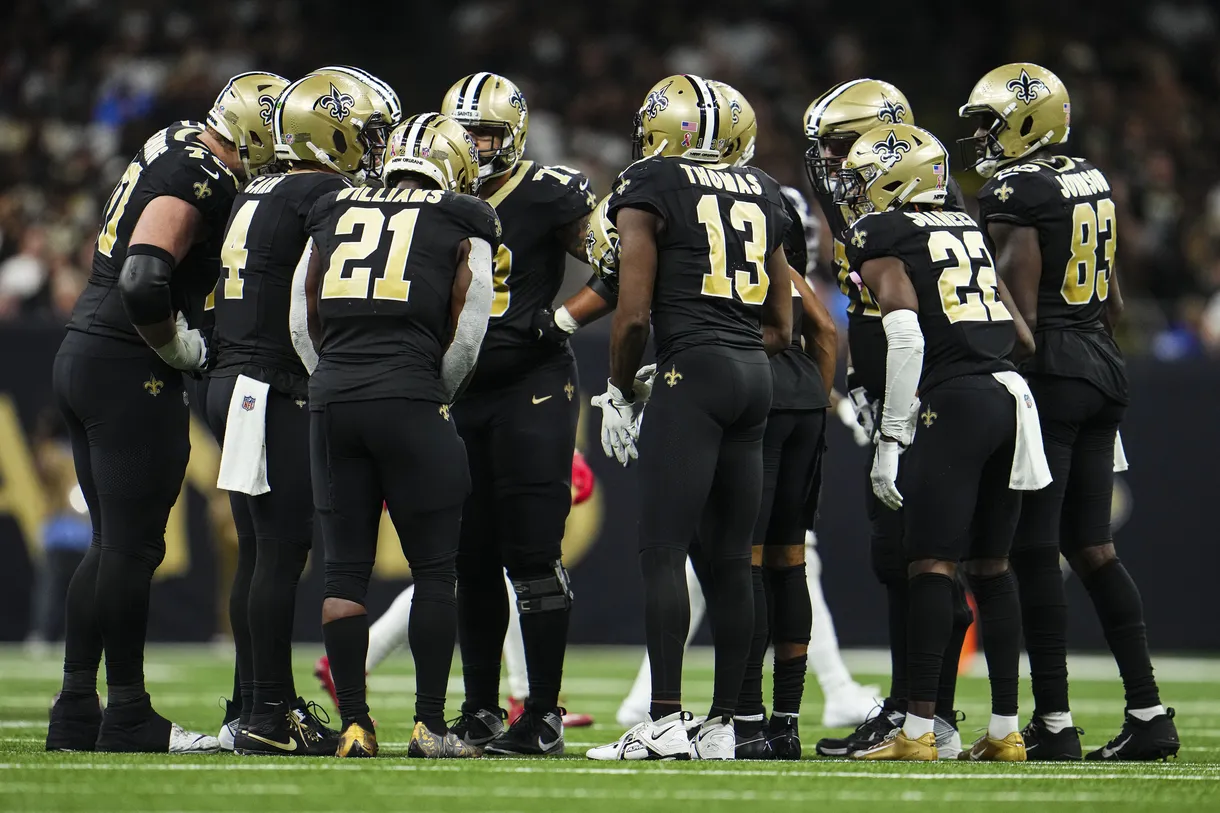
1,645,1217,812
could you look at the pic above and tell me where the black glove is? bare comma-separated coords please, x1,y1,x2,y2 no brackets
532,308,573,345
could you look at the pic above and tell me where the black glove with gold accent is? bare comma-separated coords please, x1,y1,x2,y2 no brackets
532,307,575,346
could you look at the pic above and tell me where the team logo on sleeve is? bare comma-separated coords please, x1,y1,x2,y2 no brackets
995,182,1014,202
1006,69,1048,104
642,81,672,120
871,131,911,168
615,177,632,196
850,228,867,249
877,98,907,124
257,94,276,126
193,179,212,199
314,83,355,121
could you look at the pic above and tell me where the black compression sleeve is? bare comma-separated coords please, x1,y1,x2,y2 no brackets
118,244,176,327
586,273,618,306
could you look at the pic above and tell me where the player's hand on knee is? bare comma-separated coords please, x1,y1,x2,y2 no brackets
591,381,644,466
870,438,903,510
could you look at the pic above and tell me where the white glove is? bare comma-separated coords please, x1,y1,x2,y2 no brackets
836,389,873,447
591,380,645,466
870,439,903,510
153,312,208,371
633,364,657,402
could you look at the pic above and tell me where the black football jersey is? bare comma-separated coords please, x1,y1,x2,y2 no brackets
67,121,239,353
467,160,595,391
845,207,1015,393
305,185,501,406
209,171,350,399
812,178,967,399
977,156,1127,403
770,190,829,411
607,156,791,361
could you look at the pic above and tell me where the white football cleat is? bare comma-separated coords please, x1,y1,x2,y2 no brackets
217,718,239,752
692,716,735,760
169,724,222,754
934,715,963,760
822,682,885,729
586,711,692,761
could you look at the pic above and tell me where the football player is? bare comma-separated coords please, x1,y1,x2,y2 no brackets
302,112,495,758
803,80,971,760
836,124,1045,762
45,72,284,754
435,73,595,757
206,68,397,756
586,74,792,761
960,62,1179,761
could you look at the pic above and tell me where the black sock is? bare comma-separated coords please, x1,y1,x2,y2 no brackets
641,547,691,713
735,565,768,718
703,555,754,720
1012,545,1069,714
409,561,458,731
886,579,910,702
519,609,570,713
772,655,807,716
61,545,102,698
906,572,954,708
107,683,146,706
249,539,309,714
322,614,370,727
97,546,157,697
936,576,974,720
967,569,1021,717
229,518,256,717
1081,558,1161,709
457,563,509,713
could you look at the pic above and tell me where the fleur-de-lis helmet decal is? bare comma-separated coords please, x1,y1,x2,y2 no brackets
257,94,276,127
871,130,912,168
314,82,356,121
877,98,907,124
642,80,672,120
1006,68,1049,105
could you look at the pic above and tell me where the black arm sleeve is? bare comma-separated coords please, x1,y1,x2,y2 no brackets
587,272,619,306
118,244,177,326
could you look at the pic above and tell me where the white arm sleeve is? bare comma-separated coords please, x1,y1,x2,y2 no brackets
441,237,493,403
880,309,924,446
289,239,318,375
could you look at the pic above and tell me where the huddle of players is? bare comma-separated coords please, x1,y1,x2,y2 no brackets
581,64,1181,764
42,51,1180,765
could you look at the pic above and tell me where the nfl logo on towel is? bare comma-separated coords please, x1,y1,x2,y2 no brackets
1023,393,1033,409
242,395,257,411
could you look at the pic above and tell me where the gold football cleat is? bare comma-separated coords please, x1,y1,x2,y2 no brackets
407,721,481,758
852,730,938,761
335,722,378,758
959,731,1027,762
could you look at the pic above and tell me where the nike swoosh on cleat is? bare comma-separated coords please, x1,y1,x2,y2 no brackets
1100,735,1131,759
536,736,562,752
245,732,298,752
531,395,553,404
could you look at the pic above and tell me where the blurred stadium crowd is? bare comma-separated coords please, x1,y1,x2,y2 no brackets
2,0,1220,357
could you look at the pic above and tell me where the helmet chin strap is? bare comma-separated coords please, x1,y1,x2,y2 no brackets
308,142,354,179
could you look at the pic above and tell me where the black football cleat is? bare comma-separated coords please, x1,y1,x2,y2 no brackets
768,714,801,760
1021,716,1083,761
450,707,507,752
235,700,340,756
1087,708,1180,761
46,692,102,752
735,718,772,759
816,703,904,757
96,693,220,753
483,708,564,756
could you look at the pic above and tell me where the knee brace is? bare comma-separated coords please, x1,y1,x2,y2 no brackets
511,560,573,614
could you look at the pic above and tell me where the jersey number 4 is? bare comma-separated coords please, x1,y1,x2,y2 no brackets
1062,198,1116,305
696,195,769,305
321,207,420,301
930,230,1011,323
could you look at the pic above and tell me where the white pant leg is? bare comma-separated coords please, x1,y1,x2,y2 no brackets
805,531,853,693
366,584,414,672
502,570,530,699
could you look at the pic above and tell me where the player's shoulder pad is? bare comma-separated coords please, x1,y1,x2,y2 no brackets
444,192,502,246
978,160,1059,223
606,156,672,219
304,188,344,235
843,210,911,265
155,128,239,215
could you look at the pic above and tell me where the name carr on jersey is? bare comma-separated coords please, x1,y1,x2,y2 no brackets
676,163,764,196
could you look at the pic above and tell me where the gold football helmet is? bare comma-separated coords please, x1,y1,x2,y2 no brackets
835,124,948,222
804,79,913,195
584,196,619,285
272,72,391,181
383,113,480,195
958,63,1070,178
312,65,402,127
207,71,289,179
710,81,756,167
633,74,733,163
441,73,528,180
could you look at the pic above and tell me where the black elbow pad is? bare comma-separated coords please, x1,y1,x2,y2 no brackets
119,244,176,327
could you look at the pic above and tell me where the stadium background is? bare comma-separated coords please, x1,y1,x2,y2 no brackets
0,0,1217,650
